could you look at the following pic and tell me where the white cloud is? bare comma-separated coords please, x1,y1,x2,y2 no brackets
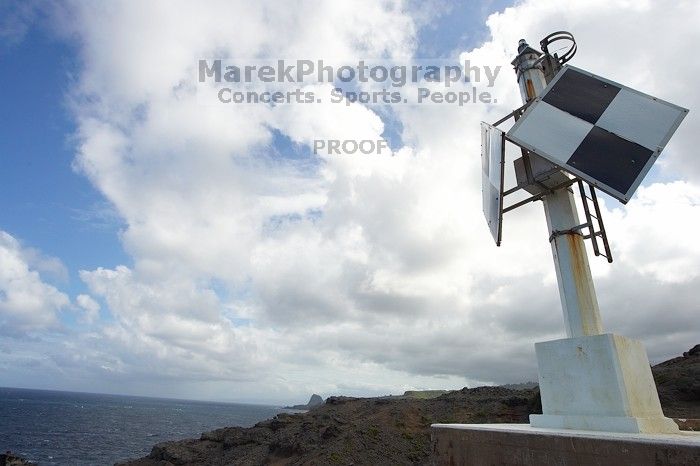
75,294,100,324
5,0,699,402
0,231,70,334
604,181,700,284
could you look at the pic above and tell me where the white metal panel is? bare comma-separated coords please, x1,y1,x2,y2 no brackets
507,101,592,165
481,122,504,246
595,88,687,152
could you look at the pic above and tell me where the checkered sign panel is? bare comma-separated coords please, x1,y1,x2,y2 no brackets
507,65,688,203
481,122,504,245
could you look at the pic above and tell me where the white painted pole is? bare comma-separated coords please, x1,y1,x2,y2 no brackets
512,40,603,338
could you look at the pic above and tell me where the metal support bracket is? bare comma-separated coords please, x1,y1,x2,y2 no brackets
502,177,577,214
485,102,614,263
548,223,587,243
491,100,534,127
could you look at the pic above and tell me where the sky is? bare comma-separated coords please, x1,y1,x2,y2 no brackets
0,0,699,406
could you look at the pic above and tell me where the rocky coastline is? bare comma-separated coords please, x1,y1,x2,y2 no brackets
115,345,699,466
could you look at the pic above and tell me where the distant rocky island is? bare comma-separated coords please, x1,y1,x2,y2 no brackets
283,393,324,410
109,344,697,465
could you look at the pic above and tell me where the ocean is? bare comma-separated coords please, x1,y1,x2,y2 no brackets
0,387,285,465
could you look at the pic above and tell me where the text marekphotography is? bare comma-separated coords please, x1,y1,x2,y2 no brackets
197,59,502,106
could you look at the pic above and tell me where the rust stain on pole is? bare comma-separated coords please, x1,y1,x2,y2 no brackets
566,233,603,336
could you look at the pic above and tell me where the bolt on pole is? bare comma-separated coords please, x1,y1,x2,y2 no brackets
512,39,604,338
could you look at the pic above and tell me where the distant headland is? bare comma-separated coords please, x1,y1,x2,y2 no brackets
283,393,324,410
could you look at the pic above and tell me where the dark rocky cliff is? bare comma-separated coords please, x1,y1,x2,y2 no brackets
117,345,700,466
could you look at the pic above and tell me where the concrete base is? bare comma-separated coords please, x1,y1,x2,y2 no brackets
532,333,678,433
431,423,700,466
531,413,680,434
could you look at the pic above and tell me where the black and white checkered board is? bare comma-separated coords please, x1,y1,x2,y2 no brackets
507,65,688,203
